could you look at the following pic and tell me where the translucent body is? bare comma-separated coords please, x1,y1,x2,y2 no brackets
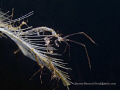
0,10,96,90
0,10,72,90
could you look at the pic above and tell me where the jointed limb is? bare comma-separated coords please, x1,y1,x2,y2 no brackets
63,32,97,45
66,39,91,71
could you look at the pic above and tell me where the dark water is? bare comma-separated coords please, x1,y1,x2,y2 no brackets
0,0,120,90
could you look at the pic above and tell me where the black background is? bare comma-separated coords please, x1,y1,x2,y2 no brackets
0,0,120,90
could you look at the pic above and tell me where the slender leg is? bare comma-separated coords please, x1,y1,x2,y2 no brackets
29,68,41,80
63,32,98,45
66,39,91,72
63,41,71,60
39,65,44,84
14,48,20,54
34,53,44,83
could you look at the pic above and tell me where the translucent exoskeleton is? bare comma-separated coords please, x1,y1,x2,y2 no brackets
0,10,97,90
